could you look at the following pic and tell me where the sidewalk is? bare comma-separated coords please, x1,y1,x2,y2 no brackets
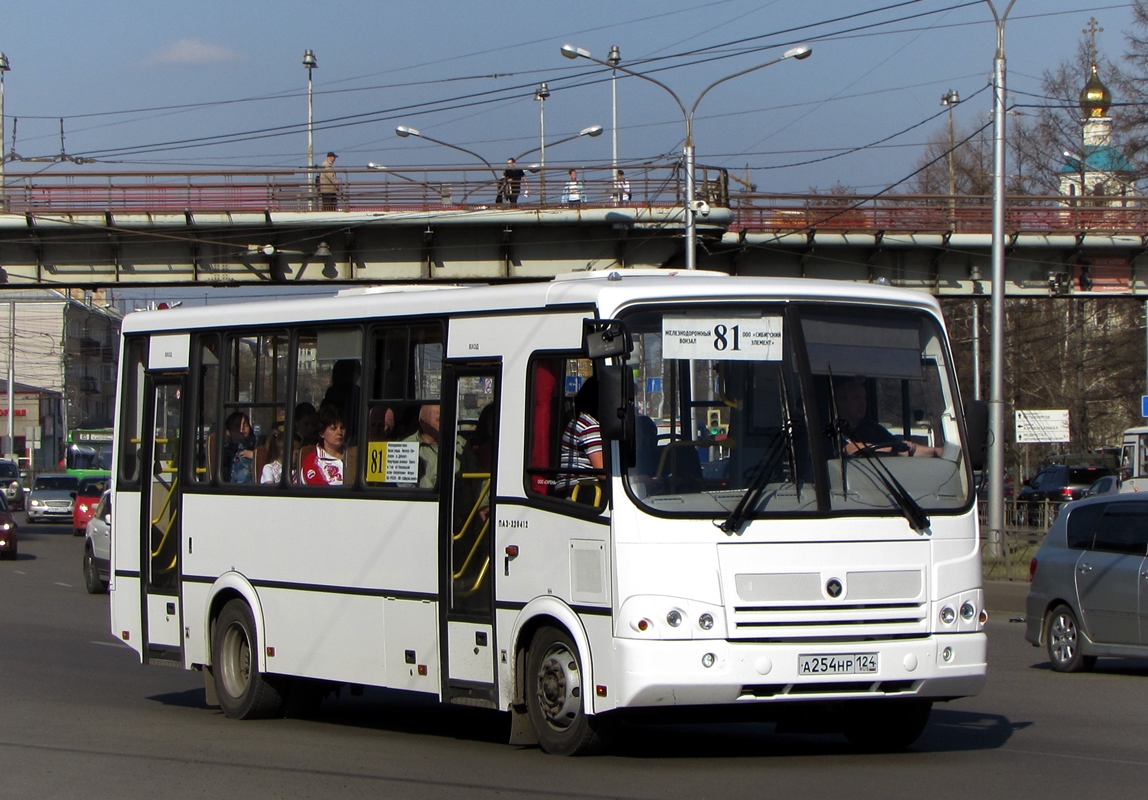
984,579,1028,618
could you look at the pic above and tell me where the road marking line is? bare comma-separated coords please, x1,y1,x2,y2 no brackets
55,582,73,587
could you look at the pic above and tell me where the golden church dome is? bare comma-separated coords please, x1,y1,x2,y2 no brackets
1080,63,1111,118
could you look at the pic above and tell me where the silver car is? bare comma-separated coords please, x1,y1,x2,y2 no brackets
83,490,111,594
26,473,80,524
1026,493,1148,671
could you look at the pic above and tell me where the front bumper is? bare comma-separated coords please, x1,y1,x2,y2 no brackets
27,506,73,521
606,633,986,711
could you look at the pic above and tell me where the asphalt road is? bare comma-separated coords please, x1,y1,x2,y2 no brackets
4,518,1148,800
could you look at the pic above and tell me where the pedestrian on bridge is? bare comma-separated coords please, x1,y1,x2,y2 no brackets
318,152,340,211
562,169,584,206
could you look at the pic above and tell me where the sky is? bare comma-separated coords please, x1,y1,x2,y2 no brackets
1,0,1141,306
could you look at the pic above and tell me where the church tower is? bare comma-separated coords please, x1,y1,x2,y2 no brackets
1059,19,1135,203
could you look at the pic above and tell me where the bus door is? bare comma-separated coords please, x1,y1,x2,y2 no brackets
440,363,500,707
141,374,185,665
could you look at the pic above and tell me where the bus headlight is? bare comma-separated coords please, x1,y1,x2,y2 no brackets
698,613,714,631
940,606,956,625
960,601,976,621
666,610,682,627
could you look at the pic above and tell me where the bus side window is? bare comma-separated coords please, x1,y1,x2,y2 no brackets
525,356,606,511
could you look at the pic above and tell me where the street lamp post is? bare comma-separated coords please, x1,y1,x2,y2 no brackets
395,126,500,199
986,0,1017,559
303,49,317,210
941,89,959,226
562,43,811,270
0,52,9,212
608,46,620,179
534,83,550,203
303,49,317,169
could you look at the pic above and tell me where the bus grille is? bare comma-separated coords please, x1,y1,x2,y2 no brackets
729,601,928,641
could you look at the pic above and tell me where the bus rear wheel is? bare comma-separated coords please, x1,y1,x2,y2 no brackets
526,626,602,756
212,599,284,719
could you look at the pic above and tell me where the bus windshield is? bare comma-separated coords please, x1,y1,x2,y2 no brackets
623,302,970,519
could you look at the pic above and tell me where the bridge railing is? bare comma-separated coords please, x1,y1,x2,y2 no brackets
730,192,1148,235
0,163,730,215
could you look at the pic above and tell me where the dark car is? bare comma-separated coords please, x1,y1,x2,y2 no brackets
1026,493,1148,671
72,473,110,536
0,459,23,511
1018,464,1114,505
0,493,18,559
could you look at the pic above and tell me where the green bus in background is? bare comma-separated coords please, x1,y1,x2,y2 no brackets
65,428,114,478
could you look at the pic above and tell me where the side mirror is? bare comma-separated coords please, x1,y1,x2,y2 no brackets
964,400,988,472
597,362,636,466
584,318,631,360
103,514,111,525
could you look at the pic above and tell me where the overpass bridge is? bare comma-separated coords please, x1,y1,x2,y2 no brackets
0,163,1145,297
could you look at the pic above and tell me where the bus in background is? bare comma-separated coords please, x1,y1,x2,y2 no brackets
1119,427,1148,492
109,271,988,755
65,427,114,478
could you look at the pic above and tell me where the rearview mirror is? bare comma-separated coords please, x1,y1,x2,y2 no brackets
965,399,988,471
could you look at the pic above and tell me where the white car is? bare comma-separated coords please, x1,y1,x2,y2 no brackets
83,490,111,594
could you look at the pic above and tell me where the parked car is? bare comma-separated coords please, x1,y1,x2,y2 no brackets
0,493,18,560
1017,464,1114,505
0,459,24,511
82,490,111,593
72,473,110,536
25,473,80,524
1084,474,1121,497
1026,493,1148,671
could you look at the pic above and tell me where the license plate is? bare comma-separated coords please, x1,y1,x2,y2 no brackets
797,653,879,675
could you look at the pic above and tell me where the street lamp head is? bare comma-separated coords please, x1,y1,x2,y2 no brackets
395,126,421,139
941,89,960,106
534,82,550,101
0,53,9,73
302,49,317,70
607,45,621,66
366,163,387,171
561,44,591,60
783,46,812,60
579,125,604,137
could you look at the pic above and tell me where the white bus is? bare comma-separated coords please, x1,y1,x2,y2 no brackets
109,270,988,754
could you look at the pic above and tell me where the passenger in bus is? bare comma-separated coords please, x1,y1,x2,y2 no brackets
403,403,440,489
323,359,362,440
300,405,345,485
222,411,256,483
367,405,398,441
835,377,938,458
260,426,284,485
557,377,603,494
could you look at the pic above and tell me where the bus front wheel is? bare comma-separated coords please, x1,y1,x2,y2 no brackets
212,599,285,720
526,626,602,756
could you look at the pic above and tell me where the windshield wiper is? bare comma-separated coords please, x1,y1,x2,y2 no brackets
719,377,797,535
825,368,929,533
838,423,931,533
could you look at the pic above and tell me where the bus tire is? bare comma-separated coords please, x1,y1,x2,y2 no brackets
526,626,601,756
212,599,284,720
842,699,932,751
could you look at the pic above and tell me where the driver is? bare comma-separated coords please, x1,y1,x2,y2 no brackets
835,377,938,458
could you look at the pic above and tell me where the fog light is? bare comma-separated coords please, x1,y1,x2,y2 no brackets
666,610,682,627
940,606,956,625
960,602,975,621
701,653,716,668
698,613,714,630
942,646,954,662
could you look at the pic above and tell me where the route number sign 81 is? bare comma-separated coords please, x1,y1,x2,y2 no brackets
662,316,783,361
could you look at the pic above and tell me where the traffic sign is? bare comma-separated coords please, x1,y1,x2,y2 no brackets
1142,395,1148,417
